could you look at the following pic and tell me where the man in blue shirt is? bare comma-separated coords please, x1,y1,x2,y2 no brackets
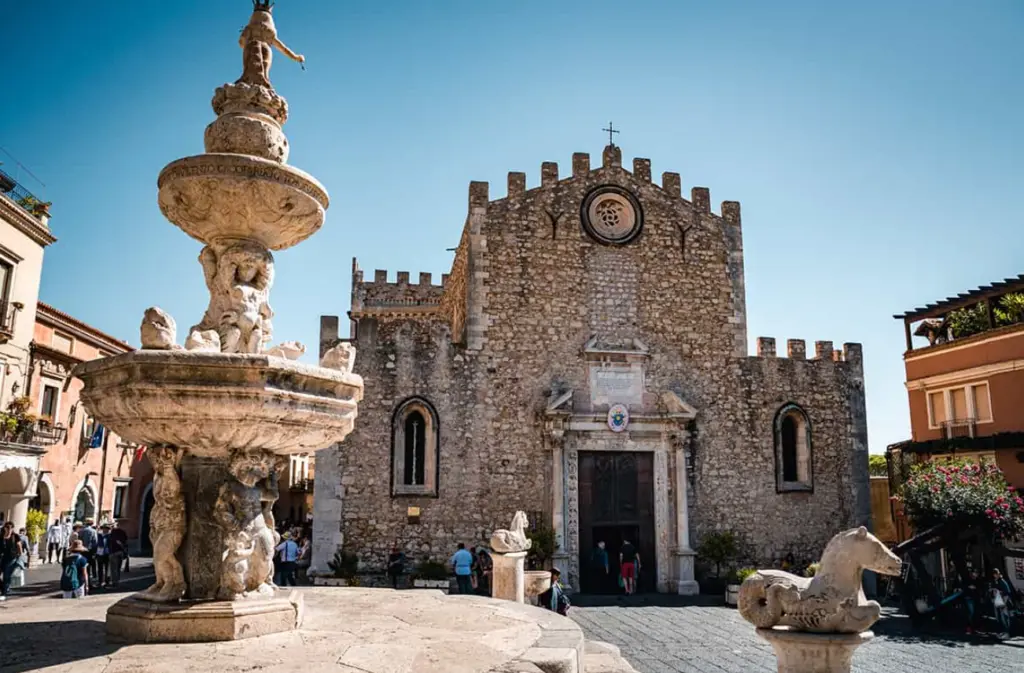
450,543,474,594
275,532,300,586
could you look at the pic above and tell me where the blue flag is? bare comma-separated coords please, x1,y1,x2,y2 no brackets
89,424,105,449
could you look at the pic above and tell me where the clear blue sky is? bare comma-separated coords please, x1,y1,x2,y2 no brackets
2,1,1021,454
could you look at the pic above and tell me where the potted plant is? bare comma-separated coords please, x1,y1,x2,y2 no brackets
697,530,738,597
25,508,47,560
526,523,557,571
725,567,757,607
412,558,450,591
317,549,360,587
0,397,37,443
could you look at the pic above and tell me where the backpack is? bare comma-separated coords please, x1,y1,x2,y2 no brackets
61,555,82,591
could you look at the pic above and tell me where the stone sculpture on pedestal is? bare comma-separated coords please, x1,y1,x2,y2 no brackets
73,2,363,643
737,527,902,673
490,511,532,604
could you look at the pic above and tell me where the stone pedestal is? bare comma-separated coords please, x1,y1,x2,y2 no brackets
106,591,303,643
757,627,874,673
491,551,527,603
180,455,233,600
674,549,700,595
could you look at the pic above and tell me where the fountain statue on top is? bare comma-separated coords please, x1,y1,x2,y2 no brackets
737,527,902,673
74,1,363,643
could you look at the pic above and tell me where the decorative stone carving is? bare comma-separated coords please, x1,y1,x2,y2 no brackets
490,511,533,553
212,82,288,125
192,241,274,355
580,185,644,245
738,527,902,633
141,307,178,350
320,342,356,373
237,1,305,91
185,329,221,353
215,450,281,600
266,341,305,360
140,446,186,603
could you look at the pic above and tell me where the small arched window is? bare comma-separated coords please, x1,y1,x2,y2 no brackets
392,397,439,496
774,403,813,492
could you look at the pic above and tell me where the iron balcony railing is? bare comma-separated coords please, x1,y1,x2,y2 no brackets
0,420,66,448
942,418,977,439
0,164,48,220
289,478,313,493
0,301,18,343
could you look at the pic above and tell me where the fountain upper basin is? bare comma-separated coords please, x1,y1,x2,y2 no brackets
72,350,362,457
157,153,329,250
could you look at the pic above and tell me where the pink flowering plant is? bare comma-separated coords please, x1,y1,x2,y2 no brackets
899,460,1024,539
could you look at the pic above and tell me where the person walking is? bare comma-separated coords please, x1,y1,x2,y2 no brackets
619,539,640,596
963,569,983,634
61,540,90,599
387,547,406,589
990,568,1015,636
95,523,112,588
0,522,23,601
450,543,474,594
46,519,64,564
475,548,493,596
77,519,98,589
108,522,128,588
589,541,609,593
274,532,299,587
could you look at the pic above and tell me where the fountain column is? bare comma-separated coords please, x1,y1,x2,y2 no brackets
73,3,363,643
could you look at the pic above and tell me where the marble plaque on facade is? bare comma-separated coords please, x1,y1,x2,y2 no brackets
589,364,644,407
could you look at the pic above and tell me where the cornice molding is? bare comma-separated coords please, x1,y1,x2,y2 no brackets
0,193,57,247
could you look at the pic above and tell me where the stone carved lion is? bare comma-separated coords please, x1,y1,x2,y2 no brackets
191,241,274,355
738,527,902,633
140,307,179,350
214,450,281,600
140,446,187,603
490,511,532,554
320,342,356,373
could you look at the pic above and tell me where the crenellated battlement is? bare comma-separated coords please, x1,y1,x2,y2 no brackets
350,258,445,314
753,337,863,367
461,146,741,224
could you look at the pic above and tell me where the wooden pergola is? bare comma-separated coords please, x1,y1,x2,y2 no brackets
893,274,1024,351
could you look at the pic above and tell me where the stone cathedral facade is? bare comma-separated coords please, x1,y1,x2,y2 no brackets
312,144,871,593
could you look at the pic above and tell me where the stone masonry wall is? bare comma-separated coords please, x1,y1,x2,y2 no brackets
314,145,870,579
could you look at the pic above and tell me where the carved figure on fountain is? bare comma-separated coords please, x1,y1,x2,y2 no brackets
141,307,180,350
738,527,902,634
237,1,305,92
191,241,274,354
141,446,187,603
216,450,281,599
266,340,305,360
320,341,356,373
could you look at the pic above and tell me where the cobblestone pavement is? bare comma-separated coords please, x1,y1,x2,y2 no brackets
570,596,1024,673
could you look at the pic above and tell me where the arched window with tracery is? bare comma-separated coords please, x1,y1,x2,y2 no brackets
392,397,439,496
774,403,813,492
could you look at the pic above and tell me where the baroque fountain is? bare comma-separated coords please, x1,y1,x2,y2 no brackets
73,0,362,641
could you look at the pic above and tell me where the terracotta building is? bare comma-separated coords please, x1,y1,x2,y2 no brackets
888,275,1024,515
313,144,871,593
0,165,56,530
274,453,314,527
26,303,145,529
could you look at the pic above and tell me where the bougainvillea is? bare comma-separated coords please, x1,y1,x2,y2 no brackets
898,460,1024,539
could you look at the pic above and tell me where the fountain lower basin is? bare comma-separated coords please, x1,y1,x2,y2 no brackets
74,350,362,458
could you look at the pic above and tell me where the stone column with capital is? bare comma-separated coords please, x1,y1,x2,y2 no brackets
673,433,699,595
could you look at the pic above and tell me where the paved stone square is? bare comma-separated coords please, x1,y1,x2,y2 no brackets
570,597,1024,673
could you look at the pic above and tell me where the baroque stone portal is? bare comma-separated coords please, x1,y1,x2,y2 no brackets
73,2,362,642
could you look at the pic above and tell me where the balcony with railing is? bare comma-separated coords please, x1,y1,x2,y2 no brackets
289,478,313,493
0,419,67,451
0,301,22,344
941,418,977,439
0,153,50,222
